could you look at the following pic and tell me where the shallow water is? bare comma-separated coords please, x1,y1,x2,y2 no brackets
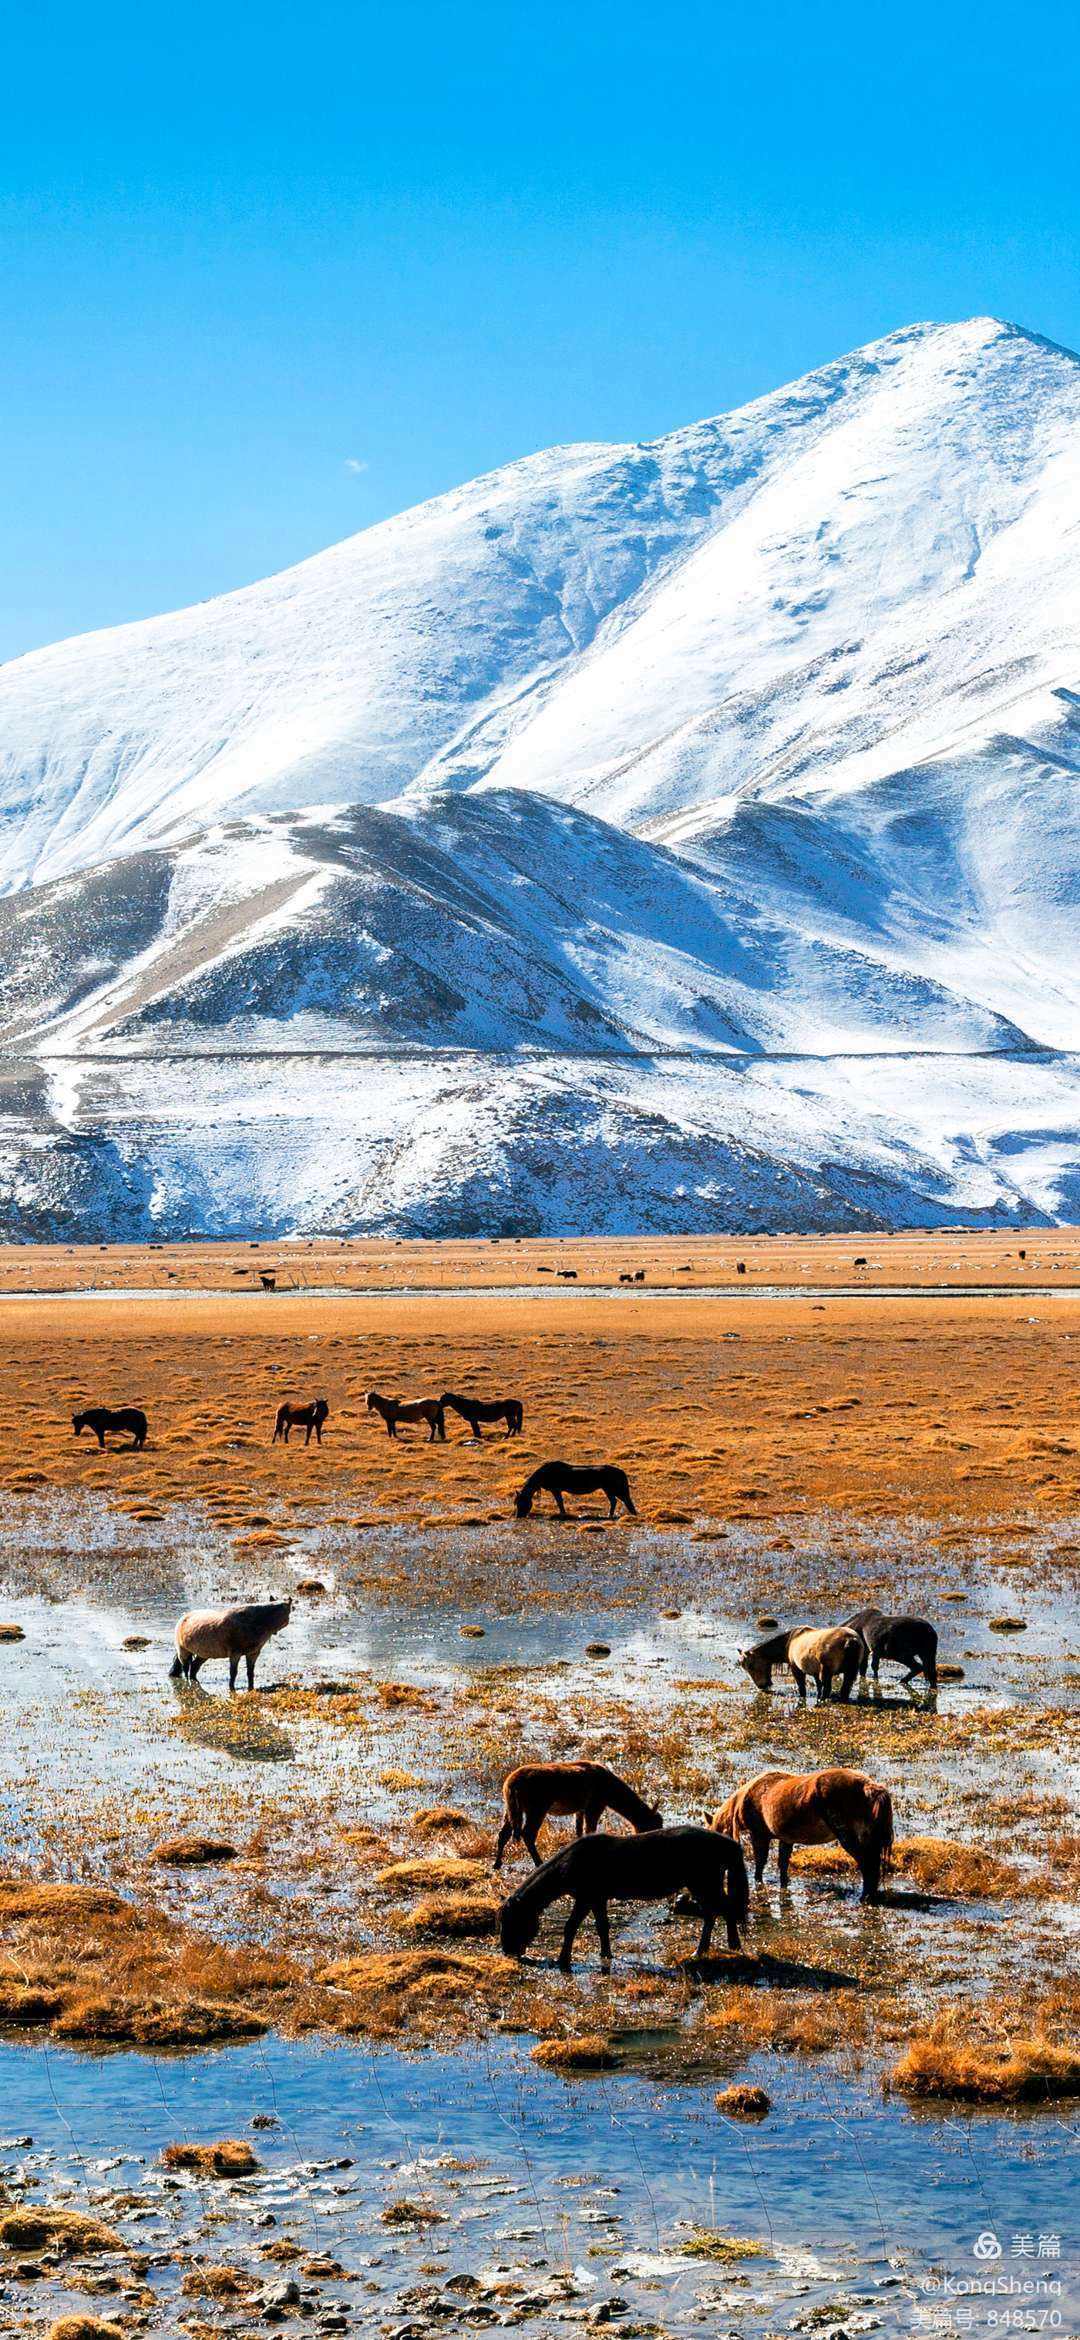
2,2032,1076,2337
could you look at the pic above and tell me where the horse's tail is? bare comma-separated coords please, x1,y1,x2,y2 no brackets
724,1836,751,1932
923,1625,939,1687
714,1789,740,1838
272,1405,285,1443
868,1784,894,1864
509,1400,523,1432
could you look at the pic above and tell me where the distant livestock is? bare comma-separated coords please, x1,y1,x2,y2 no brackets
440,1392,523,1438
740,1625,863,1703
365,1392,445,1441
494,1761,662,1869
499,1825,748,1969
847,1606,938,1688
272,1398,329,1445
714,1766,893,1903
73,1407,147,1450
515,1462,636,1520
170,1598,292,1691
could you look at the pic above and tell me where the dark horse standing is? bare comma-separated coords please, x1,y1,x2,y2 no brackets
73,1407,147,1450
846,1607,938,1688
515,1462,636,1519
272,1398,329,1445
499,1826,748,1970
441,1392,524,1438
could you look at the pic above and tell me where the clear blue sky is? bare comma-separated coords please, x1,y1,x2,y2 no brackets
3,0,1078,662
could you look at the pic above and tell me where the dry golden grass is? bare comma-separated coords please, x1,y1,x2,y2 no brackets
397,1890,500,1939
531,2034,614,2071
375,1855,490,1895
680,2231,764,2263
0,2207,124,2256
319,1947,520,2040
705,1985,861,2057
890,2006,1080,2103
180,2264,252,2298
47,2319,126,2340
53,1994,269,2047
149,1835,238,1866
163,2139,260,2178
891,1836,1023,1898
715,2084,771,2119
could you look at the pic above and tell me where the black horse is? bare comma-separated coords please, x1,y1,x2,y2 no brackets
72,1407,147,1451
846,1607,938,1688
441,1393,524,1438
499,1825,748,1970
514,1462,636,1519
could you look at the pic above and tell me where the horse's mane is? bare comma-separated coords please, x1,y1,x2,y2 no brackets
746,1629,791,1664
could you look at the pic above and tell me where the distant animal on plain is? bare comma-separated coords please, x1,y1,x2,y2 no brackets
494,1761,662,1869
72,1407,147,1451
272,1398,329,1445
499,1824,748,1970
170,1598,292,1691
619,1272,634,1284
853,1256,868,1267
365,1391,445,1441
736,1261,747,1274
514,1462,636,1519
846,1607,938,1688
440,1392,523,1439
714,1766,893,1903
634,1268,646,1283
739,1625,863,1703
557,1269,578,1280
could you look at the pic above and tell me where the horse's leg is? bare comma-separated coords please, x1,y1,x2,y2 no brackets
723,1885,742,1950
749,1824,771,1885
245,1651,256,1691
557,1897,588,1972
96,1428,106,1449
523,1825,543,1866
817,1669,831,1703
228,1654,239,1693
493,1819,514,1871
833,1822,878,1900
593,1900,612,1968
791,1664,807,1701
777,1838,793,1889
554,1492,568,1518
695,1907,715,1958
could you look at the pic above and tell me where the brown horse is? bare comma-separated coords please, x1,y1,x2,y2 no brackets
714,1766,894,1903
499,1826,749,1970
73,1407,147,1450
494,1761,662,1869
169,1598,292,1692
515,1462,636,1519
441,1393,524,1438
365,1391,445,1441
272,1398,329,1445
739,1625,863,1702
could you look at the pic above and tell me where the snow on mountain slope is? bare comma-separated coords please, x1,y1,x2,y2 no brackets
4,316,1079,890
2,313,1080,1237
0,790,1027,1060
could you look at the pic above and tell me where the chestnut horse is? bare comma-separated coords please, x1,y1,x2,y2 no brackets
499,1825,748,1970
494,1761,662,1869
714,1766,894,1903
170,1598,292,1692
365,1391,445,1441
272,1398,329,1445
739,1625,862,1702
515,1462,636,1519
441,1392,524,1438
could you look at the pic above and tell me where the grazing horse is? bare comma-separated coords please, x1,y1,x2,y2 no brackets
714,1766,894,1904
515,1462,636,1519
73,1407,147,1451
847,1607,938,1688
494,1762,662,1870
170,1598,292,1691
441,1392,523,1439
739,1625,863,1702
499,1825,748,1970
365,1391,445,1441
272,1398,329,1445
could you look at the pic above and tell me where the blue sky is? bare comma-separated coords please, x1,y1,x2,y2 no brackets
2,0,1078,661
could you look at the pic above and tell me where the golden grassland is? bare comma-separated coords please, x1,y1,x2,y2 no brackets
0,1237,1075,2102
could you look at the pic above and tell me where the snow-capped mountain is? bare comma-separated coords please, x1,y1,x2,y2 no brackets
1,316,1079,1235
